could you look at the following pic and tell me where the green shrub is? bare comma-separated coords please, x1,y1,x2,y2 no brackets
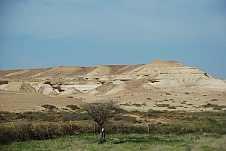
112,116,138,123
120,103,131,106
213,106,223,110
0,111,12,114
147,109,168,113
202,103,226,110
131,110,139,112
210,99,218,102
41,104,57,111
132,103,142,107
24,111,33,114
66,105,80,110
156,104,170,107
167,106,176,109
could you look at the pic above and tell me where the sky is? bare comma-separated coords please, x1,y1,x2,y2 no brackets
0,0,226,79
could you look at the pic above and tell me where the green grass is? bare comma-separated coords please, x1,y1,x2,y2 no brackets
1,110,226,150
2,133,226,151
0,111,12,114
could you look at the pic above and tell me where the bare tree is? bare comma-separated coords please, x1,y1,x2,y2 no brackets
82,100,118,143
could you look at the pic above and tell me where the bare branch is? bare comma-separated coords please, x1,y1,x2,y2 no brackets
82,100,118,127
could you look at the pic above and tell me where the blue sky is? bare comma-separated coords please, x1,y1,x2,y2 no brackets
0,0,226,79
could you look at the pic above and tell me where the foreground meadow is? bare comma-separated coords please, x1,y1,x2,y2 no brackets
2,133,226,151
1,108,226,151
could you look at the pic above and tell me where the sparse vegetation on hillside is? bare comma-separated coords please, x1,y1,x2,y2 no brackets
202,103,226,110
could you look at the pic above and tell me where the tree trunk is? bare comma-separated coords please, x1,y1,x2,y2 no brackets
99,126,106,144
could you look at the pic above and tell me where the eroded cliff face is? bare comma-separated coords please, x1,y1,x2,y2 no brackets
0,60,226,95
0,60,226,112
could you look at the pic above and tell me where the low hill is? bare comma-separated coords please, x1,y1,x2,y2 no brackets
0,60,225,112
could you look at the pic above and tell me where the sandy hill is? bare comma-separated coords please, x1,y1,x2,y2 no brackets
2,82,36,93
0,60,225,112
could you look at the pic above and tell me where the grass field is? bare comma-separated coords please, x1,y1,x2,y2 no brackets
2,133,226,151
1,109,226,150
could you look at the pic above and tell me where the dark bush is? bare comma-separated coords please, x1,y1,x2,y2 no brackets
0,123,84,145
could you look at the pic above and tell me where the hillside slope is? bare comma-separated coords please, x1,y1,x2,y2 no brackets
0,60,225,112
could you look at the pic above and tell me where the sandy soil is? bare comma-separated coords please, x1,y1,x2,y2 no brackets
0,90,85,112
1,85,225,113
